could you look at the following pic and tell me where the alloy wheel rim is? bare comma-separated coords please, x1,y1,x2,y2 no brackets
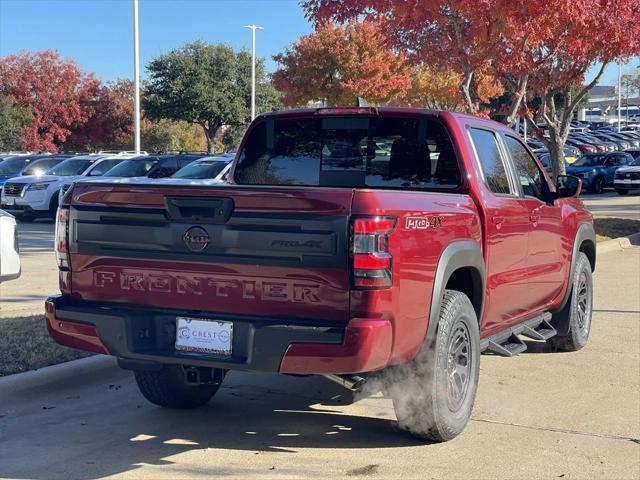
446,323,472,412
576,271,591,335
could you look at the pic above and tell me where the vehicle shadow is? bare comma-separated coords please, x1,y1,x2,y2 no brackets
0,373,425,480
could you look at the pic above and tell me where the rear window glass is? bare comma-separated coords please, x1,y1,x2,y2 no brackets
234,116,461,190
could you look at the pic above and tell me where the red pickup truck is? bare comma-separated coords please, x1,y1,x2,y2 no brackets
46,107,595,441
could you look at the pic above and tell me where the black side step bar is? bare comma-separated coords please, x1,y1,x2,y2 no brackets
520,319,557,341
487,334,527,357
480,312,556,357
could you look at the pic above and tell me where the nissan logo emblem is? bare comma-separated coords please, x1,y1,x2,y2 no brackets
183,226,210,253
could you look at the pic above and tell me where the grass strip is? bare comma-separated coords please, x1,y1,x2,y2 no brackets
0,315,91,377
594,217,640,242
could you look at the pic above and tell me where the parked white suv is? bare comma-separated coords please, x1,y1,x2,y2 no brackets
614,155,640,195
0,209,20,282
0,153,143,221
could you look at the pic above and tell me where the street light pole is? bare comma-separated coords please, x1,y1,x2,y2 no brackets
244,24,263,120
133,0,141,153
617,61,622,132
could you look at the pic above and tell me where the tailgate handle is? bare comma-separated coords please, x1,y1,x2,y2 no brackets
164,196,234,224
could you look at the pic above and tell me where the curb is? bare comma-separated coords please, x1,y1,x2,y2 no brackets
0,355,118,394
597,231,640,255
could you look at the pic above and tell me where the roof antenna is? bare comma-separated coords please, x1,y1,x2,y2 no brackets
356,97,369,107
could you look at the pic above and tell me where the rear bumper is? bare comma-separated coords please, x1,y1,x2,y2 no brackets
45,296,392,375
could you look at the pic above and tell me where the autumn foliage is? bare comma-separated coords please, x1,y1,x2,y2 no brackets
0,50,100,151
66,79,136,151
273,21,412,106
303,0,640,177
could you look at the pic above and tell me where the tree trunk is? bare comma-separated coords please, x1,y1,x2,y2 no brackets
543,63,609,182
460,70,475,114
504,76,528,128
200,123,219,154
205,130,214,154
548,131,567,180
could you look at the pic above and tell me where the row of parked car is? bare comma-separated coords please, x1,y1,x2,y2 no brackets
523,125,640,195
0,151,234,221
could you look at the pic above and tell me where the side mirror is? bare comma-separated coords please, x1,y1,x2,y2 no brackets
556,174,582,198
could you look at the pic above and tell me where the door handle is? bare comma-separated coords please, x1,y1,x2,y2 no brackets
529,214,539,224
491,215,505,226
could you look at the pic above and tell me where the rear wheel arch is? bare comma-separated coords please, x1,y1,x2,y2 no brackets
444,266,483,321
425,241,486,349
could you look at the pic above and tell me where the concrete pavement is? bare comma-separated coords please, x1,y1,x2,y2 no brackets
0,251,57,318
0,246,638,479
0,220,56,317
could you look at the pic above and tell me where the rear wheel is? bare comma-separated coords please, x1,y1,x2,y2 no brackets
615,188,629,195
550,252,593,352
590,176,604,194
388,290,480,442
134,364,225,409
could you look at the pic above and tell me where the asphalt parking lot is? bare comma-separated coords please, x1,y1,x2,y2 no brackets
581,191,640,220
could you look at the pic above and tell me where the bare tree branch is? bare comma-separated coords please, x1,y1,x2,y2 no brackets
567,61,608,113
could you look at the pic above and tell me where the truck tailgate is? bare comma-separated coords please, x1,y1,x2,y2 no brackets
67,183,352,322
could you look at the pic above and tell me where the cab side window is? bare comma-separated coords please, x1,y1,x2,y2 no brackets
504,135,546,201
469,127,512,195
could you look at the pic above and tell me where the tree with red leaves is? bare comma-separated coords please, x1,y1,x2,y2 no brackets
303,0,640,177
524,0,640,177
66,79,135,152
302,1,523,115
273,21,412,106
0,50,100,151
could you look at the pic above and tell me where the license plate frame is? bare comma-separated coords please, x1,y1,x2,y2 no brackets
175,317,233,356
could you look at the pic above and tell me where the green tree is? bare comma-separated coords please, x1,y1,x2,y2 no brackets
0,95,31,151
143,41,280,153
141,118,208,153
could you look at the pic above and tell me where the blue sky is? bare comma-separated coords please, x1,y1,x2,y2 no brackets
0,0,638,85
0,0,313,79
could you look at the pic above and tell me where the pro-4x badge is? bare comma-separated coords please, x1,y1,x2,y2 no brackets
405,215,444,229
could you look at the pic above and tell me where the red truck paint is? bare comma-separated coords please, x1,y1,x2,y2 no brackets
46,108,594,377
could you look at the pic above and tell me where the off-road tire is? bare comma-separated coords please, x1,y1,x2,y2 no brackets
134,364,223,409
549,252,593,352
389,290,480,442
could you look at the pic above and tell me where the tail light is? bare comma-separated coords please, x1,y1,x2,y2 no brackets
351,216,396,289
55,207,70,269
